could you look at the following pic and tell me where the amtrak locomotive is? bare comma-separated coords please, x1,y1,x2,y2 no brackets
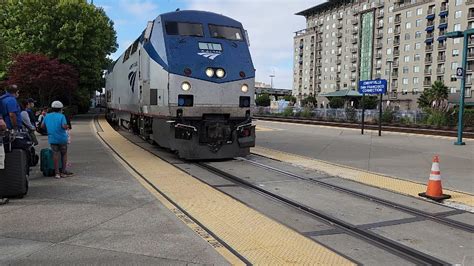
105,10,256,159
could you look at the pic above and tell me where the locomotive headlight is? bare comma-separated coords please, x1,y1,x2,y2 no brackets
205,68,214,77
241,84,249,93
181,81,191,91
216,68,225,78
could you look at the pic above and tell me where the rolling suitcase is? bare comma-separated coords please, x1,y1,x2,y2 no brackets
40,148,61,176
0,149,29,198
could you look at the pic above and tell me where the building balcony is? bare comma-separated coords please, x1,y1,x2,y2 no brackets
337,23,343,29
351,38,358,44
336,76,341,82
393,39,400,46
376,22,384,28
425,57,433,64
389,91,398,99
424,80,432,87
438,55,446,62
440,5,448,12
316,61,322,67
468,52,474,58
376,42,383,49
316,53,321,59
337,49,342,55
394,28,401,36
426,45,433,52
393,61,399,67
425,25,435,32
352,29,359,35
374,73,382,79
336,32,343,38
376,32,383,39
337,14,343,20
351,47,358,53
352,19,359,25
336,59,342,65
467,0,474,4
351,57,357,63
395,17,401,24
350,76,357,81
469,38,474,46
424,69,432,75
337,41,342,47
437,68,445,74
350,66,357,72
438,43,446,50
393,50,400,56
377,11,384,18
469,11,474,20
375,53,382,59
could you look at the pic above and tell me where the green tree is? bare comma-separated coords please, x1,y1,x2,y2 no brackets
417,80,449,110
328,97,345,108
301,96,317,107
255,93,271,107
283,95,297,103
0,0,117,111
359,96,378,109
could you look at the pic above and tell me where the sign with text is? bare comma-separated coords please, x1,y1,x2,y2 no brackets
358,79,387,94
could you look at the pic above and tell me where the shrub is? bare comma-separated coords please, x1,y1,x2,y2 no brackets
301,96,317,107
399,116,412,125
381,109,395,123
301,107,313,118
282,106,294,117
255,93,271,107
360,96,378,109
426,110,449,126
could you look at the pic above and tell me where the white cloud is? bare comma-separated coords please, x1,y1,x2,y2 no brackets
119,0,159,20
187,0,322,89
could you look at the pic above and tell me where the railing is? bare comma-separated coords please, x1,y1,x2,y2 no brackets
395,17,401,24
425,57,432,63
423,80,431,86
436,68,445,74
426,45,433,52
438,43,446,50
438,55,446,62
424,69,432,74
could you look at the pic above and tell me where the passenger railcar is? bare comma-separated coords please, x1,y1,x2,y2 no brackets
105,10,256,159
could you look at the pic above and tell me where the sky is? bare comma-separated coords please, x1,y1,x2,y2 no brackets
94,0,323,89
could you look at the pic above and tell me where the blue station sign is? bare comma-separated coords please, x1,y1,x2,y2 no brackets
358,79,388,94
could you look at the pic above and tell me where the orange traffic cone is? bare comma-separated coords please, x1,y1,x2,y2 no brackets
419,155,451,202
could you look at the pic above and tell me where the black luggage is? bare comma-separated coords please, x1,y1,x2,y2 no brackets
0,149,29,198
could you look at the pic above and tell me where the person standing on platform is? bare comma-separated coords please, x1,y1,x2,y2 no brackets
0,85,22,130
42,101,73,179
20,100,39,145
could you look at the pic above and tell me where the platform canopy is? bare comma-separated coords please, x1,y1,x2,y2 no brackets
319,89,363,97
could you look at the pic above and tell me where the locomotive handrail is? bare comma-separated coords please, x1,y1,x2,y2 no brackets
174,123,198,132
236,122,252,131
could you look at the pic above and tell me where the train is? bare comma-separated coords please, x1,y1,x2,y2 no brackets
105,10,256,159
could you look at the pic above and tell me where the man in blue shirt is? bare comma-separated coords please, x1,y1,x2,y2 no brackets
0,85,22,130
42,101,73,178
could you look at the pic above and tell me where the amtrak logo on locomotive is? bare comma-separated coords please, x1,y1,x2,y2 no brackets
128,62,138,93
197,52,221,60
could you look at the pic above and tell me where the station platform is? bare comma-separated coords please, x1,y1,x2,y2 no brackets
255,120,474,208
0,115,229,265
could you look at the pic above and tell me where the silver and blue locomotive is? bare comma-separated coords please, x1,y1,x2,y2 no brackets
105,10,256,159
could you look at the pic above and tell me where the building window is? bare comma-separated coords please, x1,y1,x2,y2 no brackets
417,8,423,16
452,62,459,70
388,16,393,23
406,22,411,29
387,48,392,55
404,44,410,51
406,11,412,18
387,37,393,44
388,27,393,34
414,54,421,61
454,24,461,31
454,38,460,44
450,87,457,94
404,56,410,62
403,78,409,85
403,67,409,73
414,66,420,73
415,42,421,50
416,19,422,27
455,0,463,6
389,6,394,13
414,77,419,84
405,33,410,40
415,31,422,39
453,49,459,56
455,11,462,19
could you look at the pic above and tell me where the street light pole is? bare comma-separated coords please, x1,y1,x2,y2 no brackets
454,32,468,145
447,29,473,145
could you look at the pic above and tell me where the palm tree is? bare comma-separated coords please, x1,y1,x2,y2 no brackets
417,80,448,110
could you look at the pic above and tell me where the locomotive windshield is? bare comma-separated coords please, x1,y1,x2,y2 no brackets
165,22,203,37
208,24,243,41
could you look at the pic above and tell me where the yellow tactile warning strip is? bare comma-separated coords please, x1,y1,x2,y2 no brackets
96,118,353,265
252,146,474,208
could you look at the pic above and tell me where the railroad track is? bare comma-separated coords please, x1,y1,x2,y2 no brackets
254,115,474,139
197,162,447,265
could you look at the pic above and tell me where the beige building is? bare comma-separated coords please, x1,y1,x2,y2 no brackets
293,0,474,110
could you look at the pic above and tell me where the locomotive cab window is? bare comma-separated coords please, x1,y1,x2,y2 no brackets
165,22,203,37
208,24,243,41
